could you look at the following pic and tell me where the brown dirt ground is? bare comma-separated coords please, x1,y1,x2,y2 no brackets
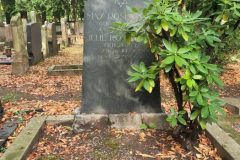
28,123,220,160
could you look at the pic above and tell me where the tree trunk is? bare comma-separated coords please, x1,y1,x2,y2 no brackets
20,11,28,19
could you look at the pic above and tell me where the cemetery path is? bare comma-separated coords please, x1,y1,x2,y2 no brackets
0,43,83,154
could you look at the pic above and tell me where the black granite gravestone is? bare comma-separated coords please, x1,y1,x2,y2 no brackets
47,23,58,56
27,22,43,65
82,0,161,114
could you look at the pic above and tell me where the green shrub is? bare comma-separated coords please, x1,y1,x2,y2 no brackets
112,0,240,130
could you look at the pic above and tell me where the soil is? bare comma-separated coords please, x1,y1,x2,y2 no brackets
28,122,220,160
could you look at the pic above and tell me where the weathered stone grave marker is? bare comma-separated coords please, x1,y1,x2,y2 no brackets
81,0,161,114
4,24,13,48
41,21,49,58
61,18,69,47
10,15,29,75
0,22,5,42
47,22,58,56
27,22,43,65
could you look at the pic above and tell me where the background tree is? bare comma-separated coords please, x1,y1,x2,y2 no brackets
14,0,31,19
31,0,48,23
1,0,15,24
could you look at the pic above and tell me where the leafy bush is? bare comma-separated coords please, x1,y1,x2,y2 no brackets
112,0,240,130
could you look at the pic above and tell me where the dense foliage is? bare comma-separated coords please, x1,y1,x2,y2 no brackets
0,0,85,23
113,0,240,130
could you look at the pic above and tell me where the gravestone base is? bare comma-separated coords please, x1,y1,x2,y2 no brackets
73,113,170,132
12,55,29,75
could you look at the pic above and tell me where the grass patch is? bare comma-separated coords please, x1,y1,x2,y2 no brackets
1,93,19,104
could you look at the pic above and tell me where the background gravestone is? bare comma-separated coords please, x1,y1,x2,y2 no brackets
41,22,49,58
0,23,5,42
81,0,161,114
47,23,58,56
27,22,43,65
10,15,29,75
4,24,13,48
61,18,69,47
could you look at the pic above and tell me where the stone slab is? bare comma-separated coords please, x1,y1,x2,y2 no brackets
73,114,109,132
109,114,142,129
206,123,240,160
0,117,46,160
141,113,170,130
82,0,161,114
48,65,82,76
46,115,74,125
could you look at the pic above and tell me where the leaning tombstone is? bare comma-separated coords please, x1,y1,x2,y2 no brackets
61,18,69,47
41,22,49,58
27,22,43,65
47,22,58,56
10,15,29,75
80,0,161,114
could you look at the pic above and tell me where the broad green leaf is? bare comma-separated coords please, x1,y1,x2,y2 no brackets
177,116,187,125
170,28,177,37
212,75,224,88
165,65,173,73
128,72,142,77
201,88,209,93
189,91,198,97
163,39,173,52
128,76,141,83
146,74,155,79
178,47,191,54
201,106,209,119
131,64,141,72
144,80,153,93
156,26,162,34
162,56,175,65
182,32,189,41
172,42,178,53
197,65,208,74
140,62,147,72
148,79,155,87
171,118,177,127
197,93,204,105
190,65,197,74
187,79,193,89
199,119,207,129
175,55,188,67
193,75,203,80
161,20,169,31
135,79,144,92
190,110,200,120
140,123,148,130
178,110,186,115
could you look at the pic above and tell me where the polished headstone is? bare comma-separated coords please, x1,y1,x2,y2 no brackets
27,22,43,65
82,0,161,114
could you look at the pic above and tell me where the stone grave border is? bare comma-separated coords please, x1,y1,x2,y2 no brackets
48,64,83,76
0,114,239,160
